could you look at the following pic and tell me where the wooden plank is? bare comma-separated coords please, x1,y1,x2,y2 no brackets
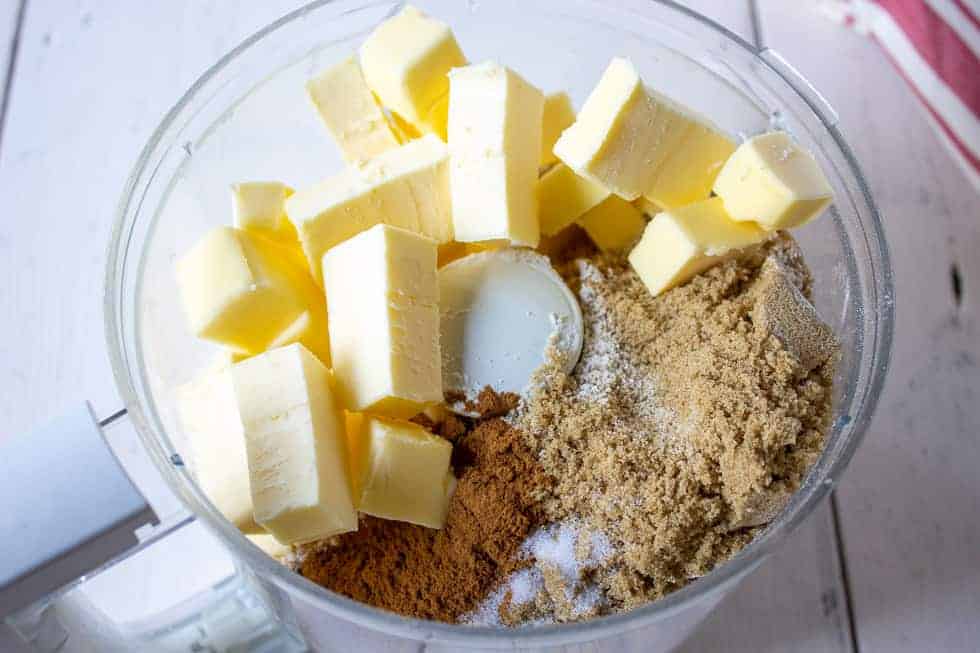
680,500,853,653
755,2,980,651
0,0,300,435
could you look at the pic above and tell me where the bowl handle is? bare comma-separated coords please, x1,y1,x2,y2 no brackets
0,403,309,652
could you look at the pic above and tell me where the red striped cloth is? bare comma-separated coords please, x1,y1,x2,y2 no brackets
822,0,980,191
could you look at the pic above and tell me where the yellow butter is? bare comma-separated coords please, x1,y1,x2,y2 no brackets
232,344,356,544
713,131,833,229
633,196,664,217
322,224,442,418
213,349,250,366
306,56,401,163
420,403,449,424
628,197,767,297
266,306,331,367
537,163,609,236
175,367,259,533
553,58,695,200
286,134,452,285
231,182,297,242
578,195,646,251
348,416,455,529
436,240,501,268
436,240,469,268
360,5,466,139
644,122,736,209
540,91,576,168
448,61,544,247
187,232,329,364
343,411,365,503
366,133,453,244
176,227,307,353
247,533,291,560
387,110,422,143
214,288,330,367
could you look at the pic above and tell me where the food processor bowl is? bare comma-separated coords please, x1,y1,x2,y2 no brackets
105,0,894,649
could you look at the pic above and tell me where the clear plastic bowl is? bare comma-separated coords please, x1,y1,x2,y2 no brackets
105,0,894,649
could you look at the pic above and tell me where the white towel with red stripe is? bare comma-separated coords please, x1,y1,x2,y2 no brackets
822,0,980,191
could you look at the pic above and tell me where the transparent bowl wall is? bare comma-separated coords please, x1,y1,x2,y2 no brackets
106,0,894,649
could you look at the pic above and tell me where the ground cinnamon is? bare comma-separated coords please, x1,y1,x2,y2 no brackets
294,410,546,622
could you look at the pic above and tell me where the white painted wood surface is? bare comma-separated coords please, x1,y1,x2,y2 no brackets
0,1,976,652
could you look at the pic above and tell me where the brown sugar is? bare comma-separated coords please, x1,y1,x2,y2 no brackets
505,233,839,614
446,386,521,418
753,257,840,372
294,410,547,623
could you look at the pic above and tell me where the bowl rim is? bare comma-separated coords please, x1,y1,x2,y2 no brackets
104,0,895,645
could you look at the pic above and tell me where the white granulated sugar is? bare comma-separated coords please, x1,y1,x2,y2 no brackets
462,520,615,627
585,530,613,566
508,567,544,605
568,260,686,452
572,584,603,617
522,521,581,583
460,567,547,627
460,584,505,626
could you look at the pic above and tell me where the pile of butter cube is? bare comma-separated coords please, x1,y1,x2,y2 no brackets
173,5,833,558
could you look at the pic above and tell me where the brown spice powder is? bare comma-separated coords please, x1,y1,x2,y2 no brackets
294,412,546,622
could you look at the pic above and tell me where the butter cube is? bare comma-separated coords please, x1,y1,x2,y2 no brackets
537,164,609,236
643,122,736,209
366,133,454,244
628,197,767,297
306,56,401,163
247,533,291,560
360,5,466,139
286,134,452,285
348,416,455,529
175,367,259,533
322,224,442,418
578,195,646,251
448,62,544,247
176,227,307,353
343,411,365,503
266,306,331,366
540,92,576,168
633,196,663,217
713,132,833,229
232,344,357,544
231,182,296,242
436,240,500,268
184,232,330,364
387,111,422,143
437,241,469,268
554,58,695,200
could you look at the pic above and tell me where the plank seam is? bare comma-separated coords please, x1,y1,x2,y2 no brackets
831,491,861,653
0,0,27,156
